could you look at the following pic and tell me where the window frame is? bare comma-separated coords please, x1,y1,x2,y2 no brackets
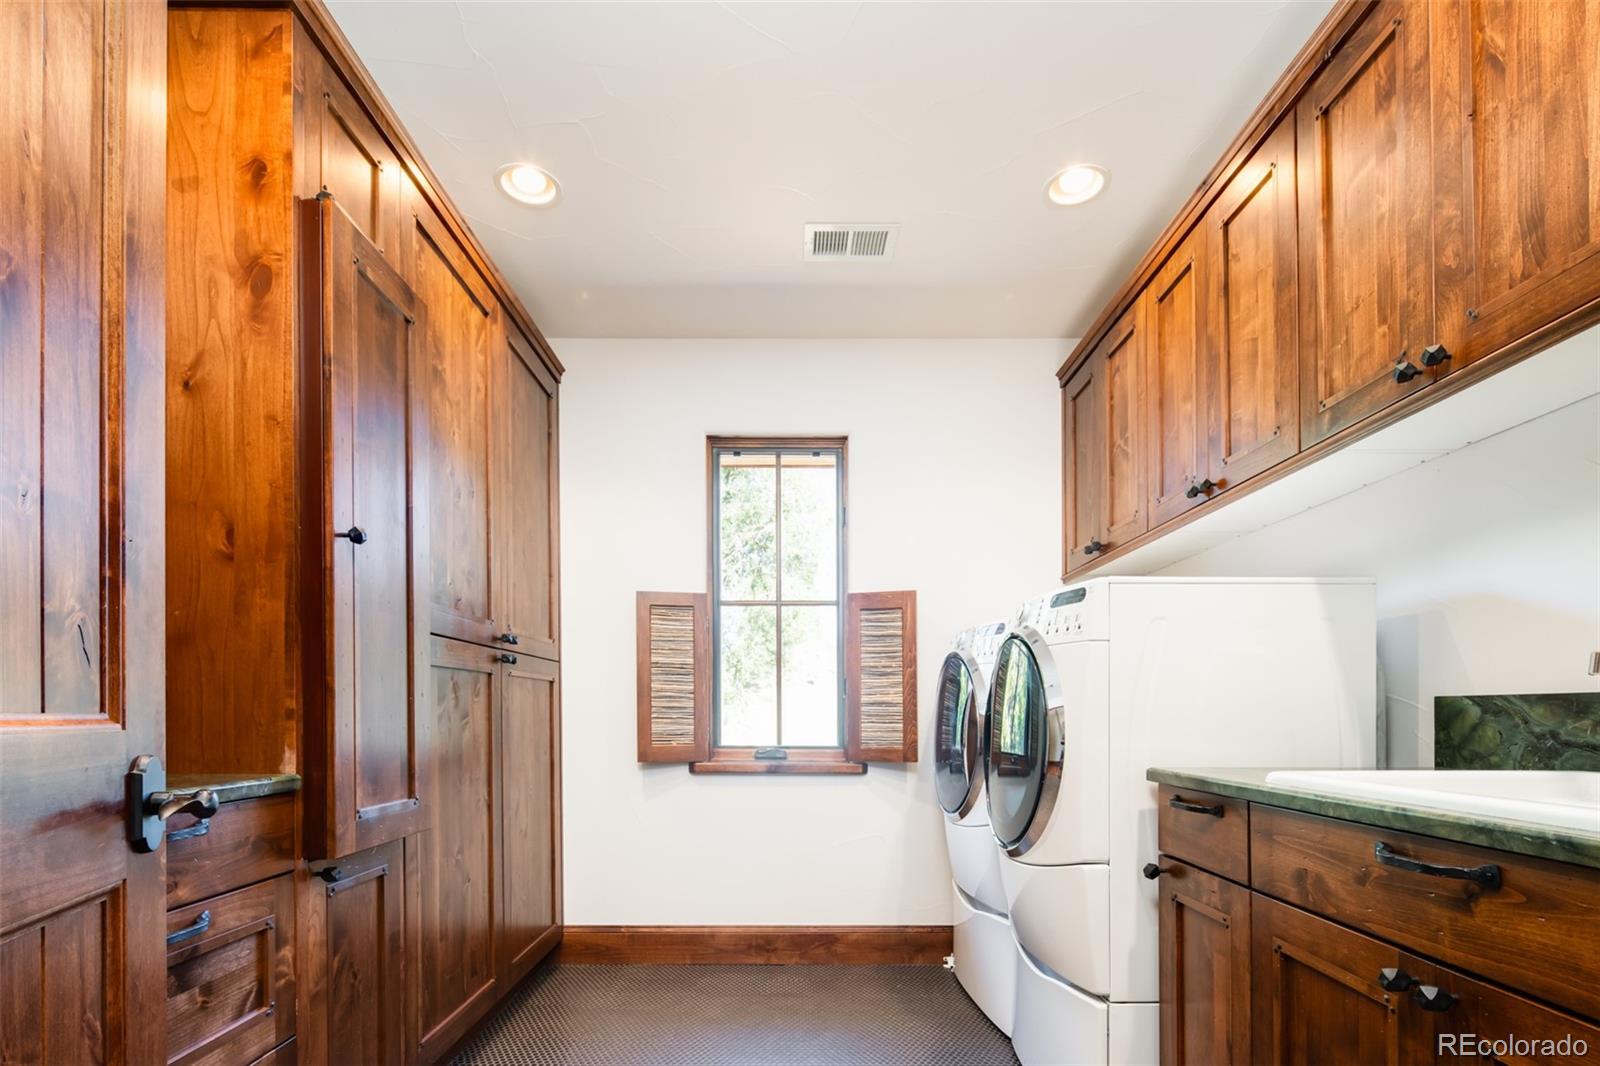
700,436,858,773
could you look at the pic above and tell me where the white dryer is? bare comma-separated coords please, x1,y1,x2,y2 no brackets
935,621,1015,1036
986,577,1377,1066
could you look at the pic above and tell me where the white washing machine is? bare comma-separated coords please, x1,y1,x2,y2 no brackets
986,577,1377,1066
936,621,1015,1036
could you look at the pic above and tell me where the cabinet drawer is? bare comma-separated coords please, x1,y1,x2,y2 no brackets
1251,805,1600,1020
1410,955,1600,1064
167,793,295,908
1157,785,1249,883
166,875,296,1066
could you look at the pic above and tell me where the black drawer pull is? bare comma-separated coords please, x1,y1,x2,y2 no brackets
1373,841,1502,890
1168,795,1224,818
166,817,211,842
167,909,212,946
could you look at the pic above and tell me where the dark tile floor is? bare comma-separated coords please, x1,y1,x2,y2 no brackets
451,964,1018,1066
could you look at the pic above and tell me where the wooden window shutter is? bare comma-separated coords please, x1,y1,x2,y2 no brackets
845,591,918,762
636,592,711,762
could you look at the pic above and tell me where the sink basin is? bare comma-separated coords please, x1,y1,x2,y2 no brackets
1263,770,1600,833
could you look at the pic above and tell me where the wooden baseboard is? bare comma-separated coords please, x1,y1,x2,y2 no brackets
552,925,953,965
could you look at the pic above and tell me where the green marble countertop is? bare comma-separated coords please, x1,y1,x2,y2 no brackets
167,772,301,805
1146,767,1600,870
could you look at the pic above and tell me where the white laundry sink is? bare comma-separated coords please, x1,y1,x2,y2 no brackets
1263,769,1600,833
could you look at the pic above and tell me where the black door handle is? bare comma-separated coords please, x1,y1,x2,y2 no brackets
334,526,367,544
1373,841,1501,890
126,755,221,853
1168,795,1225,817
166,909,212,947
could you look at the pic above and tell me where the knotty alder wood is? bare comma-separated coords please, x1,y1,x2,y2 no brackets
498,325,562,660
1061,353,1105,574
1159,861,1251,1066
1413,955,1600,1066
1146,230,1206,526
166,794,298,909
555,926,954,966
845,591,918,762
0,2,168,1062
1250,804,1600,1021
499,656,560,983
636,592,712,763
1155,786,1249,885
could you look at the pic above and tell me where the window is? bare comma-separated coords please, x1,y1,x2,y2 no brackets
709,437,846,750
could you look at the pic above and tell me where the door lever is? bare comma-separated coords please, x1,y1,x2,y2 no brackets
127,755,221,853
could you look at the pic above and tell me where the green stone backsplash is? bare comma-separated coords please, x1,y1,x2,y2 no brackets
1435,693,1600,771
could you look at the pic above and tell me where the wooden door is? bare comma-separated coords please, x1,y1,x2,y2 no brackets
1145,232,1208,523
0,1,168,1061
414,208,496,647
1297,0,1435,445
415,636,500,1060
301,196,429,859
1251,895,1418,1066
1433,0,1600,372
1204,118,1300,490
1061,356,1104,574
495,326,561,660
1159,861,1251,1066
498,655,560,984
302,840,406,1066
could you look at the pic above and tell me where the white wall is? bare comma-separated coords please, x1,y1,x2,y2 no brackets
553,338,1067,925
1157,394,1600,767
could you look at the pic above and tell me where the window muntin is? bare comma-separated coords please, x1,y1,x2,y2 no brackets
712,444,845,749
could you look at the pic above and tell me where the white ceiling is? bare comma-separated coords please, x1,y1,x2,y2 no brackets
328,1,1333,339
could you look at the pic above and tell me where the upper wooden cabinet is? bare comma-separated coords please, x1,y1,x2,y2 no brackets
1056,0,1600,578
1431,0,1600,370
1203,118,1300,488
1296,0,1436,445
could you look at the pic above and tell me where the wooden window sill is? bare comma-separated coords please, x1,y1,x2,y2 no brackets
690,748,866,775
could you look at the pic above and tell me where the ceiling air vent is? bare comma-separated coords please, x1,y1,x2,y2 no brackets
804,223,899,261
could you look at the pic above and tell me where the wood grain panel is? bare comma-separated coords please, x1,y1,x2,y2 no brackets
844,591,917,763
165,6,299,773
1159,861,1251,1066
1250,804,1600,1020
416,207,495,646
636,592,711,763
499,656,559,983
1061,355,1104,574
1205,118,1300,489
554,926,953,966
1298,1,1435,444
302,840,405,1066
498,326,560,660
1433,0,1600,371
1414,953,1600,1065
416,636,500,1059
1157,785,1250,885
0,891,114,1064
166,794,297,910
1101,304,1146,547
1146,233,1207,525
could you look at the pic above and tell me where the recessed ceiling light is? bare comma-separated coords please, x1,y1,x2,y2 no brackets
497,163,560,206
1046,164,1107,206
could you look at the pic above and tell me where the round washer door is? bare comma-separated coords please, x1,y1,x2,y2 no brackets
934,652,982,817
985,634,1055,852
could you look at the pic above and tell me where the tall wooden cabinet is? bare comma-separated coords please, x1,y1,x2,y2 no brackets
165,4,563,1062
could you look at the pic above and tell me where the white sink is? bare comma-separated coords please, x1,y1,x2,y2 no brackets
1263,770,1600,833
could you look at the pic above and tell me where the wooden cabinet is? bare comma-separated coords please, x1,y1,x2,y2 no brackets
1432,0,1600,373
1063,305,1145,572
1202,118,1299,488
496,326,562,660
1145,232,1207,525
1158,861,1251,1066
499,655,561,982
303,840,406,1066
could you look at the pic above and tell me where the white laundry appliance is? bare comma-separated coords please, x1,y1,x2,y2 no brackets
935,621,1016,1035
985,577,1377,1066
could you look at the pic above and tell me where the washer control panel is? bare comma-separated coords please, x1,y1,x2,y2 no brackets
1016,585,1094,640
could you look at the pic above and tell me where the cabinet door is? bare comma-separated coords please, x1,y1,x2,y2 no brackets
1205,118,1300,490
495,325,561,660
1061,353,1104,574
1432,0,1600,372
1252,895,1423,1066
498,655,560,983
1146,232,1208,523
414,208,496,646
1159,861,1251,1066
414,636,500,1060
1404,953,1600,1065
1297,1,1435,445
302,195,429,859
1100,305,1147,549
304,840,406,1066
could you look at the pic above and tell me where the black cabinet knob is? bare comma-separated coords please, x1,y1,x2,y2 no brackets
497,632,520,645
1392,357,1422,383
1141,863,1164,880
498,652,519,665
1083,539,1106,556
1420,343,1452,368
1378,967,1417,992
1185,478,1218,499
316,866,343,884
334,526,367,545
1412,985,1459,1012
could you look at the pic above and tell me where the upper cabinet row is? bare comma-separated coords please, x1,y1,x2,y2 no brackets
1061,0,1600,574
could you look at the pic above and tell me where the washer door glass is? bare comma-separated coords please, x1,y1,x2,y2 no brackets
986,635,1047,849
934,653,978,814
